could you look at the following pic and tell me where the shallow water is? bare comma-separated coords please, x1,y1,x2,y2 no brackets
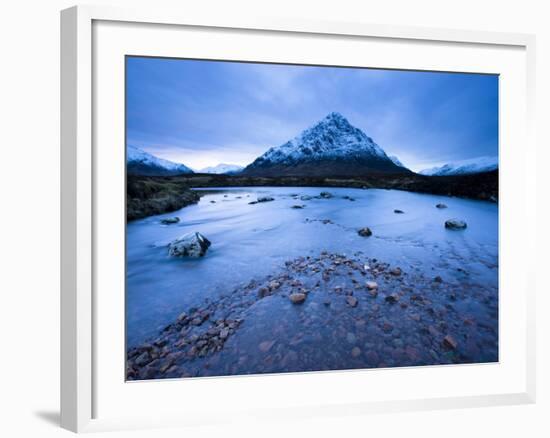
126,187,498,348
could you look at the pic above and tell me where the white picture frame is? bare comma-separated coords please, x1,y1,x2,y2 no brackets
60,4,537,433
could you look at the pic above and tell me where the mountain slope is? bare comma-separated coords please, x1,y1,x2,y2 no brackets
199,163,244,174
127,145,194,176
389,155,408,170
420,156,498,176
243,112,408,177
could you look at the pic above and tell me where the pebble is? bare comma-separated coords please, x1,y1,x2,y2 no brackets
346,296,358,307
346,332,357,344
366,281,378,290
289,292,306,304
259,340,276,353
443,335,458,350
351,347,362,358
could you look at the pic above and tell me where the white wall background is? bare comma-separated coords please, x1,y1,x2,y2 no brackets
0,0,547,437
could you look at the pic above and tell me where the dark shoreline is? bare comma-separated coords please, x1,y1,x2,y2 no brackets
127,170,498,221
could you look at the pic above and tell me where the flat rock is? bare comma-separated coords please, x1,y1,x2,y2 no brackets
168,232,211,258
257,196,274,203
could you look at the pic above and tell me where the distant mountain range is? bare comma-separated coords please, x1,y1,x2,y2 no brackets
420,156,498,176
127,116,497,179
198,163,244,174
127,145,194,176
242,112,409,177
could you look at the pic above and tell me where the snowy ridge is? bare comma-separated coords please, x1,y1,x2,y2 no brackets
250,112,391,166
389,155,407,169
127,145,193,175
420,156,498,176
199,163,244,174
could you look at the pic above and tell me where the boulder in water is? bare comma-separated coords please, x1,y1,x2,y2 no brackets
358,227,372,237
168,232,211,258
445,219,467,230
161,217,180,225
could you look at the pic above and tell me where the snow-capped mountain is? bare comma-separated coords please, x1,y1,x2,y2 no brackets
420,156,498,176
198,163,244,174
243,112,407,177
389,155,408,170
127,145,194,176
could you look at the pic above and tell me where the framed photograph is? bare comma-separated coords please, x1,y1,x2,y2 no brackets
61,5,537,432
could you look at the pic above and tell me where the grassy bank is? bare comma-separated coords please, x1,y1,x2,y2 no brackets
127,170,498,221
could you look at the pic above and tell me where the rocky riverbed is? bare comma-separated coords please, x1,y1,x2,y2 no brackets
127,250,498,380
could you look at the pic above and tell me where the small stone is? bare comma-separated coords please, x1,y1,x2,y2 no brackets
323,298,331,306
320,191,333,198
177,312,187,322
385,293,399,304
389,267,402,276
259,340,276,353
346,296,358,307
291,204,305,209
433,276,443,283
443,335,458,350
393,209,405,214
161,217,180,224
358,227,372,237
219,328,229,340
445,219,467,230
351,347,362,358
366,281,378,290
436,203,448,209
289,292,306,304
268,281,281,291
134,352,151,367
365,350,379,365
346,332,357,344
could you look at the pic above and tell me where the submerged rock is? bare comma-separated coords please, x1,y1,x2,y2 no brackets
319,191,333,199
445,219,467,230
168,232,211,258
291,204,305,209
257,196,274,203
161,217,180,225
436,203,448,209
358,227,372,237
393,209,405,214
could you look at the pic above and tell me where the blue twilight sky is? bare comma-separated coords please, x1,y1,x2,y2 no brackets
126,57,498,172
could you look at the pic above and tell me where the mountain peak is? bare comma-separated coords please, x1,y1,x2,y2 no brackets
243,113,408,177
